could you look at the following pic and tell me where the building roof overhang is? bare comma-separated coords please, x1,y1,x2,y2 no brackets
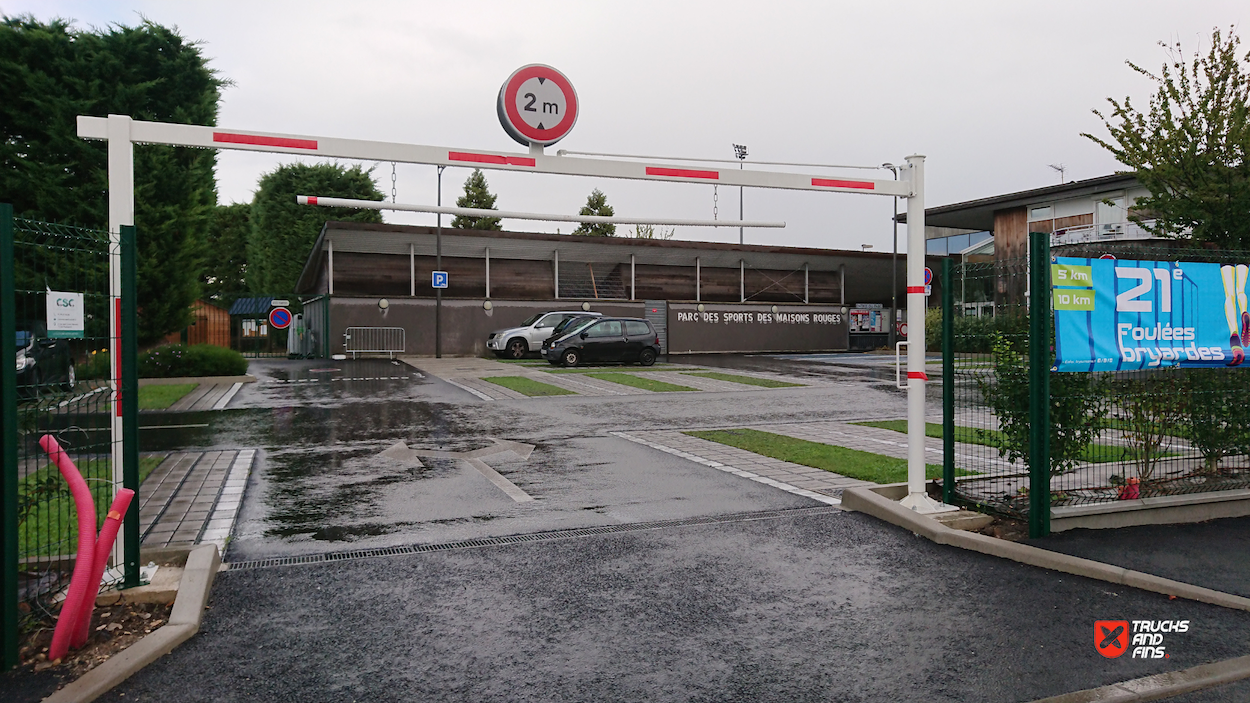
897,173,1139,231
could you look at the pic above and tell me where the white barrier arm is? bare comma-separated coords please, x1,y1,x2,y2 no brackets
78,116,910,197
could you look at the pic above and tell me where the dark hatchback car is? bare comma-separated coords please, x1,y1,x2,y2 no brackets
16,321,76,396
543,317,661,367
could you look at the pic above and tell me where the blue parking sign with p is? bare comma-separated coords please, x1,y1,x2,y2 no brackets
432,271,449,289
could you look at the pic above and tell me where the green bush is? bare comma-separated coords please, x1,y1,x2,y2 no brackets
928,308,1028,354
76,348,112,380
138,344,247,378
976,327,1108,474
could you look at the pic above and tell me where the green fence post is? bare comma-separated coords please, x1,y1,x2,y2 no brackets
121,225,140,588
1,204,18,669
942,258,955,505
1028,231,1052,538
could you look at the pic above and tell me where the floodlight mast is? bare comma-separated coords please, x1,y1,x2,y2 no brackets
78,114,949,515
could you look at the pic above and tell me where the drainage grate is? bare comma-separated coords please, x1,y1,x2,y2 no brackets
225,505,842,571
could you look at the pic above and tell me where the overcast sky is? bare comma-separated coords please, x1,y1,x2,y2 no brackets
4,1,1247,252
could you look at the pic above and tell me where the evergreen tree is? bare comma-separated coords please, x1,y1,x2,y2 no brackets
451,169,502,230
573,189,616,237
248,163,384,293
202,203,251,303
0,16,225,342
1083,27,1250,248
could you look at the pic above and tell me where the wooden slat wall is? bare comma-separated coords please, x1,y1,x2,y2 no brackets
327,251,841,303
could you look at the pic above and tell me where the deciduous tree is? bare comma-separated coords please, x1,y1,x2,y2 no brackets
1084,28,1250,248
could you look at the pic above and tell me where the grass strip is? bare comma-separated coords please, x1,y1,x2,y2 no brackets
586,372,697,392
681,371,802,388
851,420,1175,464
684,428,971,484
139,383,198,410
483,376,575,396
19,455,166,558
542,364,696,374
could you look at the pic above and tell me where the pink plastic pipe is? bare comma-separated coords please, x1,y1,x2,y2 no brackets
39,435,96,662
72,488,135,648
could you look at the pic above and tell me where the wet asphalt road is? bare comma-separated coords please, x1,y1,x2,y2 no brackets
179,357,909,560
98,512,1250,703
21,355,1250,701
1028,517,1250,599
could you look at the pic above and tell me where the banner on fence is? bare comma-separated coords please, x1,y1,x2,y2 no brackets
1053,256,1250,372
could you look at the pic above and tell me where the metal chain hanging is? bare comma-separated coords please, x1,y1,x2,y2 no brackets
391,162,398,203
713,185,718,220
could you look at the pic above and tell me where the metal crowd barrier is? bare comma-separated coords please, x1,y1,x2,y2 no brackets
343,327,406,358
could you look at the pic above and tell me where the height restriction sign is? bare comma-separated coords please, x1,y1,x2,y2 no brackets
497,64,579,147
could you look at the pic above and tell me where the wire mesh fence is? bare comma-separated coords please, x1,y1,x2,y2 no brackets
2,207,138,667
942,235,1250,533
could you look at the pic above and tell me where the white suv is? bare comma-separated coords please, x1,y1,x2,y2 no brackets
486,311,603,359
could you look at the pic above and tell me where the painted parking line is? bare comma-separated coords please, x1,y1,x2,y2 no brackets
465,458,534,503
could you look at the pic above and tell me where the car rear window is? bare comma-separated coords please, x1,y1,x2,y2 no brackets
625,321,650,336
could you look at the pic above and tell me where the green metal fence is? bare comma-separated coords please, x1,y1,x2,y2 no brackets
942,233,1250,538
1,206,139,669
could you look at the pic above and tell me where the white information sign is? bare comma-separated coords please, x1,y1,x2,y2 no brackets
47,291,85,339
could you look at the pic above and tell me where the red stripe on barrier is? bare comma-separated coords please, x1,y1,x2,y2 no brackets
448,151,536,167
305,196,318,205
646,167,719,180
114,298,123,417
908,371,929,381
812,178,875,190
907,286,927,294
213,132,318,150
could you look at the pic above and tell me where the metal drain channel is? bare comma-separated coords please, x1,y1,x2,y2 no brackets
225,505,842,572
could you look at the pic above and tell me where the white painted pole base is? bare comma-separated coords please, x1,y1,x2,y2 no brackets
899,492,960,514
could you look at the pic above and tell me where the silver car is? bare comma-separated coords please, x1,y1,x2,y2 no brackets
486,311,603,359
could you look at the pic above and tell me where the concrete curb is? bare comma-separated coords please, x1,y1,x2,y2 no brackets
42,544,221,703
841,486,1250,611
1029,654,1250,702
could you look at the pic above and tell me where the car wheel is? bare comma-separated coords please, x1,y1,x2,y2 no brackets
62,364,76,392
507,338,528,359
561,349,580,367
639,348,657,366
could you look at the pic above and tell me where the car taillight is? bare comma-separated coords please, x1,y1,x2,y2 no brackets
655,336,660,345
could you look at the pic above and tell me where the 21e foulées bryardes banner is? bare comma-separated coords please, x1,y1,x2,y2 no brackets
1053,256,1250,372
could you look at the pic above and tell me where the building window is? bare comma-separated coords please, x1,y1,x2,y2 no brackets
1029,206,1053,221
1096,194,1125,234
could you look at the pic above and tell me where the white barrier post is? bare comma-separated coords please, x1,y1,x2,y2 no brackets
899,154,956,514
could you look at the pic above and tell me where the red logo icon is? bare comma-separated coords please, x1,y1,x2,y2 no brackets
1095,621,1129,658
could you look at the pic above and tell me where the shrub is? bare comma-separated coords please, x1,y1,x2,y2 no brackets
138,344,247,378
76,348,112,380
976,327,1108,474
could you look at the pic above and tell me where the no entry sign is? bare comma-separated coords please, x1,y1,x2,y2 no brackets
497,64,578,147
269,306,293,330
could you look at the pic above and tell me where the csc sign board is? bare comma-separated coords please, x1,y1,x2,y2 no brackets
666,303,849,354
46,291,84,338
1053,257,1250,371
